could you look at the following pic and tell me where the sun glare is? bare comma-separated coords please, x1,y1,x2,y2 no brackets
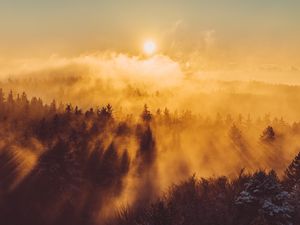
143,40,156,55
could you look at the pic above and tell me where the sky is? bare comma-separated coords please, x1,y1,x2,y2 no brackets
0,0,300,73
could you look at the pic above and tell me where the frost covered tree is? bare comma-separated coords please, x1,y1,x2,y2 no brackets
235,170,294,225
284,152,300,190
288,184,300,224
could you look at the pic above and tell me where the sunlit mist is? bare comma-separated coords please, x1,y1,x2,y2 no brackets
1,1,300,225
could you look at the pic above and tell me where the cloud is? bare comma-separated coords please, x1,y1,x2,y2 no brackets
0,52,185,110
1,51,300,119
2,53,183,86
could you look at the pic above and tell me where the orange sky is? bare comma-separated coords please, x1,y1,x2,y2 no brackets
0,0,299,79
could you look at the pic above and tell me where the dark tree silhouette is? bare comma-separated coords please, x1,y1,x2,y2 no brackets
235,170,293,225
284,152,300,190
141,104,152,123
260,126,276,142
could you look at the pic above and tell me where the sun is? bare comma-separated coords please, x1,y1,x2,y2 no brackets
143,40,156,55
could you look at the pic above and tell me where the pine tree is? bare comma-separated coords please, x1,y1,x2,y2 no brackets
20,92,29,113
6,90,14,113
260,126,276,142
7,90,13,104
98,104,113,121
289,184,300,224
0,88,4,105
235,170,293,225
229,124,243,145
0,88,5,115
65,104,72,114
49,99,56,113
284,152,300,190
141,104,152,122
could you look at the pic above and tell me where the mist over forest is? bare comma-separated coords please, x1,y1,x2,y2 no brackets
1,63,300,224
2,0,300,224
1,54,300,121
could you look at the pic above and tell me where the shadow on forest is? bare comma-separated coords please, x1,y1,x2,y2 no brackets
0,89,300,225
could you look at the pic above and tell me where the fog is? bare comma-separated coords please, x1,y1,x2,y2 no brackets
1,53,300,120
1,53,300,224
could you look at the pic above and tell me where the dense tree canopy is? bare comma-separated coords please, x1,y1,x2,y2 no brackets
0,90,300,225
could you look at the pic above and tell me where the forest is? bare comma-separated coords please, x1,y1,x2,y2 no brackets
2,0,300,224
0,89,300,225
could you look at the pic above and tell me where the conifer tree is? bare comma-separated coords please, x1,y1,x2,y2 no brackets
260,126,276,142
141,104,152,122
235,170,293,225
284,152,300,190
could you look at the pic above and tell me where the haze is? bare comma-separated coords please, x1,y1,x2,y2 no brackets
1,1,300,225
1,0,300,81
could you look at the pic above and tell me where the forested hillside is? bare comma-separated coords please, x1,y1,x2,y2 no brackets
1,89,300,225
